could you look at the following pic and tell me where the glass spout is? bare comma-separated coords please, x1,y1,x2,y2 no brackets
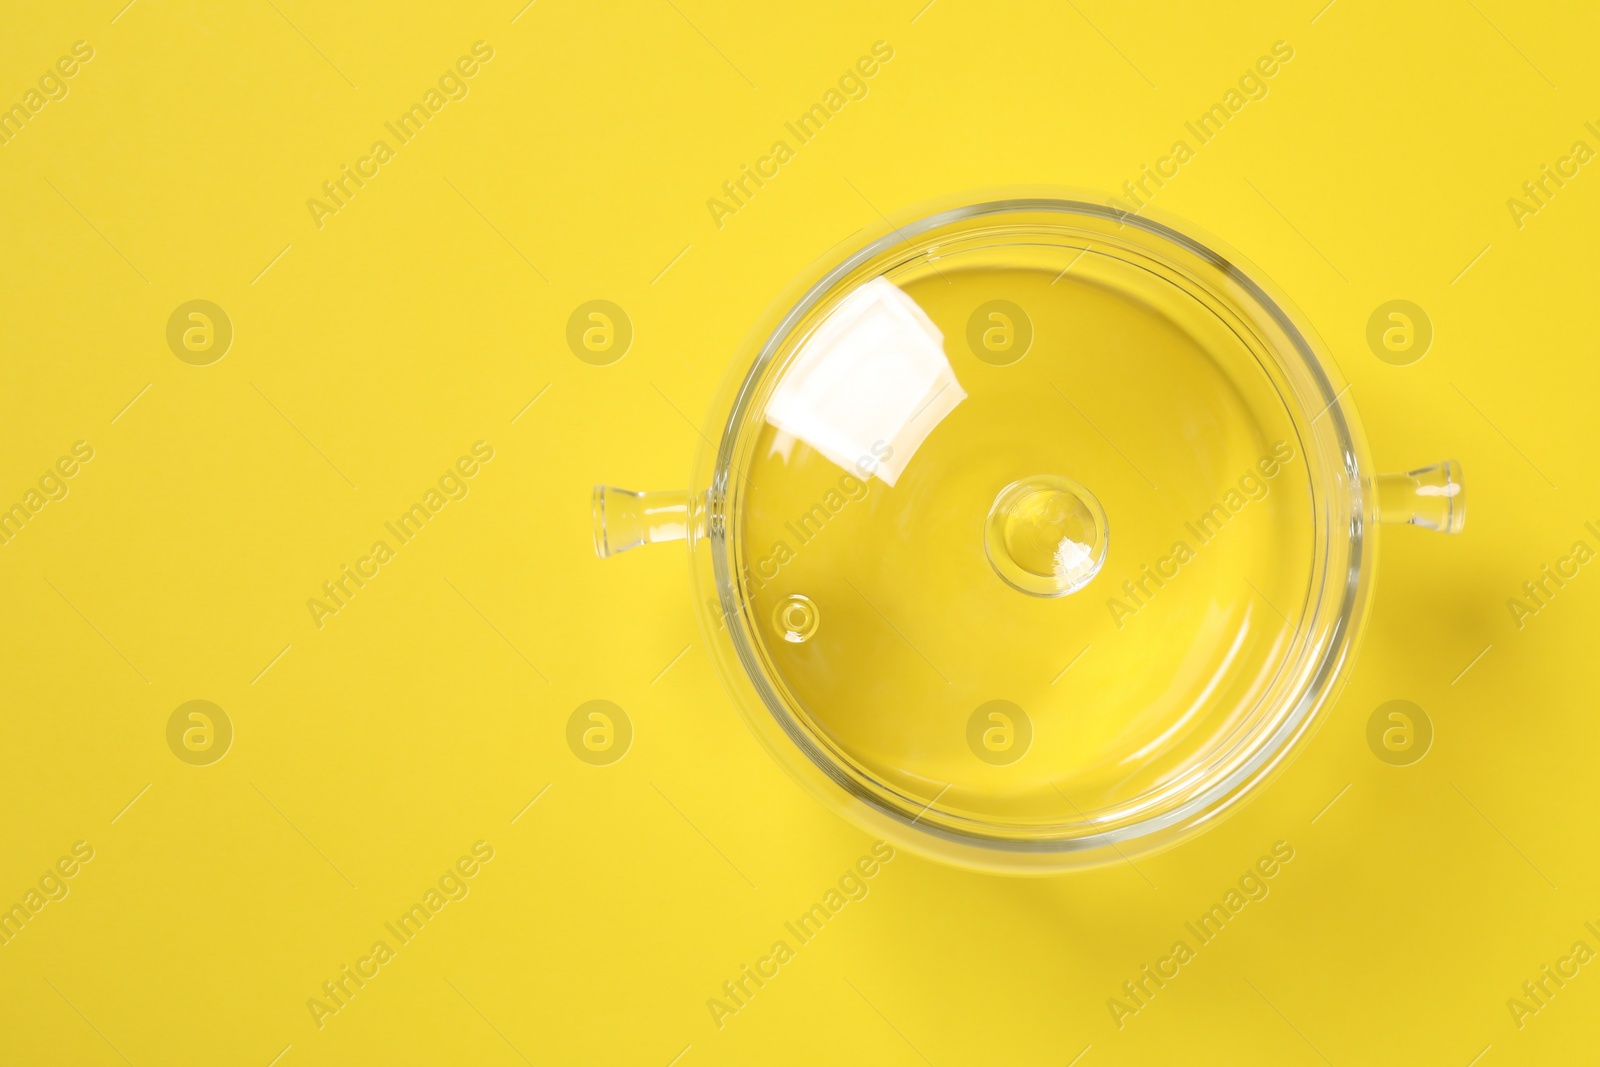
1377,461,1465,534
593,487,692,558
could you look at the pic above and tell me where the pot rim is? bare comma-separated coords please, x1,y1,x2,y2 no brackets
688,188,1374,872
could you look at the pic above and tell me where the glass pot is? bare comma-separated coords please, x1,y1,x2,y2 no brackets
594,190,1463,874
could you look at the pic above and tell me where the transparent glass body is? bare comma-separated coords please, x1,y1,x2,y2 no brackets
596,192,1463,873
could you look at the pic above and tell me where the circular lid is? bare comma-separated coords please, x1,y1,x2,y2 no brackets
708,198,1360,862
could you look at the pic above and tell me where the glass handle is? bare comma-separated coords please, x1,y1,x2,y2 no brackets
1376,460,1465,534
593,487,692,558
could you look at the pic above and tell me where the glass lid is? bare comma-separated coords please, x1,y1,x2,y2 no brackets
711,200,1346,854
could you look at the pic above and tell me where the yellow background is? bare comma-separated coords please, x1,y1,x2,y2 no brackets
1,0,1597,1063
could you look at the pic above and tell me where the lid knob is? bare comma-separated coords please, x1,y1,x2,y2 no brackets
985,475,1109,597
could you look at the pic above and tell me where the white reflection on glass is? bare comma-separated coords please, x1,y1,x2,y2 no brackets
1054,538,1096,587
764,277,964,486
